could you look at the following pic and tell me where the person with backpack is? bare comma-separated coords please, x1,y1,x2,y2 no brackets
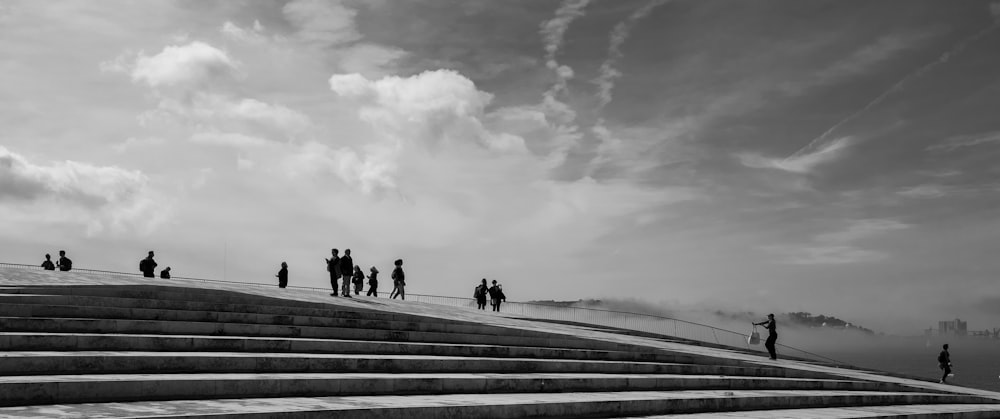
139,251,157,278
488,280,506,312
160,267,171,279
366,266,379,297
474,279,488,310
753,313,778,360
390,259,405,300
325,249,340,296
938,344,953,384
339,249,354,298
56,250,72,272
276,262,288,289
41,254,56,270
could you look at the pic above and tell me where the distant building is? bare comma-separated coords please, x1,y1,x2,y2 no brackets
938,319,967,336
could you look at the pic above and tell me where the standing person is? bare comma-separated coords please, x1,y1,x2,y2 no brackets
488,280,506,312
366,267,379,297
938,344,952,384
754,314,778,360
352,265,364,295
56,250,72,272
160,267,171,279
139,251,157,278
41,254,55,270
339,249,354,298
276,262,288,289
474,279,488,310
325,249,340,296
390,259,405,300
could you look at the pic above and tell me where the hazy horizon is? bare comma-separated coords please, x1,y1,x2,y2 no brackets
3,0,1000,334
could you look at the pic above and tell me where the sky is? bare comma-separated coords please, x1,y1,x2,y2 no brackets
2,0,1000,334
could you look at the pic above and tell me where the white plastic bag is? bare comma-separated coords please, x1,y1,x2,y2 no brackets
747,325,760,345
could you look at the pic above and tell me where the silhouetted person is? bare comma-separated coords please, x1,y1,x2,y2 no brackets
56,250,72,272
160,267,171,279
474,279,488,310
139,251,157,278
390,259,405,300
754,314,778,360
366,266,379,297
352,265,364,295
326,249,340,296
276,262,288,289
488,280,506,312
340,249,354,298
938,344,952,383
41,254,55,271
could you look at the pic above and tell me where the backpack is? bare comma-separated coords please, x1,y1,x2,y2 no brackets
938,351,947,364
473,287,482,299
139,259,147,272
62,258,72,271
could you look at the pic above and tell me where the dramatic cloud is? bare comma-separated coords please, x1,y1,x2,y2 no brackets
0,146,169,235
123,42,239,88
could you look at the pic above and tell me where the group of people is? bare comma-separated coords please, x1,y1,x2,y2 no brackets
40,251,72,272
473,278,506,311
275,249,407,300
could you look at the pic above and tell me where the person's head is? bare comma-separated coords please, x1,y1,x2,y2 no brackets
345,249,351,256
767,313,774,319
281,262,287,268
45,253,51,260
370,266,378,273
355,265,361,272
394,259,403,266
331,248,339,256
492,280,497,285
59,250,65,256
164,267,171,272
481,278,487,285
148,251,154,257
943,344,949,350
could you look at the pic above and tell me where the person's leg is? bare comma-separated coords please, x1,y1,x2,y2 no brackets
765,335,777,359
941,365,951,383
330,275,338,296
399,286,404,300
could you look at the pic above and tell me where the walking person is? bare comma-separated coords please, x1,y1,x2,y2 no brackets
325,249,340,296
488,280,506,312
754,313,779,360
340,249,354,298
56,250,72,272
938,344,953,384
160,267,171,279
366,267,379,297
139,251,157,278
390,259,405,300
41,254,55,270
352,265,364,295
276,262,288,289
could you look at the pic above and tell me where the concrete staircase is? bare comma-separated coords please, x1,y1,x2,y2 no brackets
0,271,999,418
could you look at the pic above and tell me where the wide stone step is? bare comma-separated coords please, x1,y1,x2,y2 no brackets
0,302,570,342
0,391,993,418
618,404,1000,418
0,351,854,381
0,316,623,352
0,374,935,407
0,286,347,310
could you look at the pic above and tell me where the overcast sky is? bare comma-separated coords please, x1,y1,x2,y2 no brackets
2,0,1000,333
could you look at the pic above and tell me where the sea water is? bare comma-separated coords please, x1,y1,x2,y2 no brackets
812,337,1000,392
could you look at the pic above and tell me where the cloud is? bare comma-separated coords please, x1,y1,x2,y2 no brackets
926,130,1000,152
761,219,909,265
0,146,169,235
897,184,947,199
594,0,669,109
740,137,852,173
126,41,239,88
540,0,591,69
189,131,272,148
220,20,267,43
282,0,361,47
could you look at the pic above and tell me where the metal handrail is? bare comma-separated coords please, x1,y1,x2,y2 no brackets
0,261,844,365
